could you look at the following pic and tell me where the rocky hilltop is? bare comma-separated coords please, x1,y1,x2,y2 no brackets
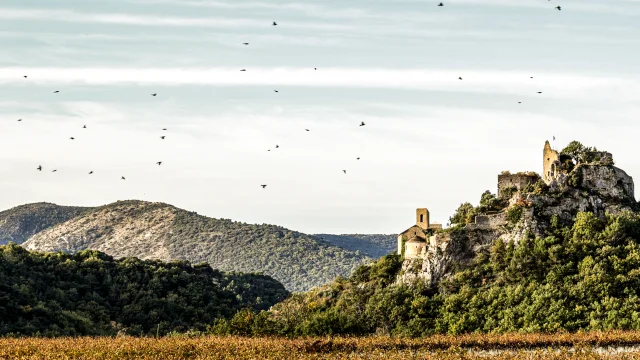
19,200,374,292
0,203,91,245
397,140,638,287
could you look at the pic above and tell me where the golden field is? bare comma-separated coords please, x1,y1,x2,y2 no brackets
2,332,640,359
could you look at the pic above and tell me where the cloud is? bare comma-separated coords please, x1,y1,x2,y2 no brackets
0,67,638,100
0,8,351,31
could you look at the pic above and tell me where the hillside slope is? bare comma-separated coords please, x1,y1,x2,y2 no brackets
314,234,396,258
0,244,289,336
22,200,372,292
0,203,91,245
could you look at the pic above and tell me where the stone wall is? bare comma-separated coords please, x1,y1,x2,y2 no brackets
404,240,428,259
543,140,561,184
497,174,539,199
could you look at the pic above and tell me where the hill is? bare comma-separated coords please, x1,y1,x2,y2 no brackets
314,234,396,258
211,140,640,337
0,244,289,336
0,203,92,245
21,200,373,292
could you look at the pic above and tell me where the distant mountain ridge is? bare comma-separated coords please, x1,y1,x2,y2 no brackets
314,234,396,258
6,200,392,291
0,203,92,245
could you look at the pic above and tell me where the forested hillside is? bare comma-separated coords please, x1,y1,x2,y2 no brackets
214,210,640,337
0,203,91,245
21,200,374,291
0,244,289,336
315,234,396,258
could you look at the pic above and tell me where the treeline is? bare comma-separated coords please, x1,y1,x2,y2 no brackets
212,210,640,336
0,244,289,336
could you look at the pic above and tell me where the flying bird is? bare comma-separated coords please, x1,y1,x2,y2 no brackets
17,119,22,122
53,91,59,93
275,145,279,148
314,68,317,70
537,92,542,94
357,157,360,160
305,129,310,131
52,170,57,173
343,170,347,174
121,176,126,180
243,42,249,45
273,21,278,26
359,121,365,127
261,185,267,188
553,136,556,141
556,6,561,10
161,136,166,139
240,69,247,72
459,77,463,80
70,137,75,140
438,2,443,6
83,125,86,129
162,128,167,130
37,165,42,171
23,75,27,78
518,102,522,104
157,161,162,166
274,90,279,93
89,171,93,174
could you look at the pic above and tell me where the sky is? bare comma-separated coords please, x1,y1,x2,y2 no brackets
1,0,640,234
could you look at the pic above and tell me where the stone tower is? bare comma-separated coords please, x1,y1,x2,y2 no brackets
416,208,429,230
543,140,560,184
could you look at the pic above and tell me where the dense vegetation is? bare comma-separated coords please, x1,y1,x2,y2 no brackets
314,234,396,258
0,244,289,336
4,332,640,359
12,200,384,292
212,209,640,337
0,203,91,245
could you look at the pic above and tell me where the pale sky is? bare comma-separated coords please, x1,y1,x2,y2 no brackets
1,0,640,234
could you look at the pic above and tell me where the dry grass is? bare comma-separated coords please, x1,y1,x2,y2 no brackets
2,332,640,359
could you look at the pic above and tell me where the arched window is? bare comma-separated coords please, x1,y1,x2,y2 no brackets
420,214,424,222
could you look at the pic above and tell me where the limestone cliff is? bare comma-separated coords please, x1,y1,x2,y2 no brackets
398,150,638,287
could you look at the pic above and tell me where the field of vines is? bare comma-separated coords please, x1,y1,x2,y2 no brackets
2,332,640,359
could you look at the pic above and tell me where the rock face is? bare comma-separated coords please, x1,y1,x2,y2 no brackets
397,154,638,288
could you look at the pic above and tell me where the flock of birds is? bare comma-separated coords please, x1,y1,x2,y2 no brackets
18,2,563,189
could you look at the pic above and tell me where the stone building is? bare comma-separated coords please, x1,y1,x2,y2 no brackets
497,173,539,200
397,208,442,258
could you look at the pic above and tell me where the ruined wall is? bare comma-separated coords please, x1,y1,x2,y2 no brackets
497,174,539,199
543,140,561,184
404,240,428,259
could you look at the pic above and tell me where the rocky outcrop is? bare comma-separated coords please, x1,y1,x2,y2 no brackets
398,160,638,288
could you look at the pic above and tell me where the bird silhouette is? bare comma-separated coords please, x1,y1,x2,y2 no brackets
243,42,249,45
53,91,59,93
273,21,278,26
518,101,522,104
537,92,542,94
275,145,279,148
157,161,162,165
23,75,27,78
37,165,42,171
17,119,22,122
343,170,347,174
151,93,157,96
459,77,463,80
438,2,443,6
357,157,360,160
83,125,86,129
556,6,561,10
52,170,57,173
162,128,167,130
359,121,366,126
305,129,310,131
274,90,279,93
240,69,247,72
89,171,93,174
70,137,75,140
121,176,126,180
314,68,317,70
161,136,166,139
261,185,267,188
